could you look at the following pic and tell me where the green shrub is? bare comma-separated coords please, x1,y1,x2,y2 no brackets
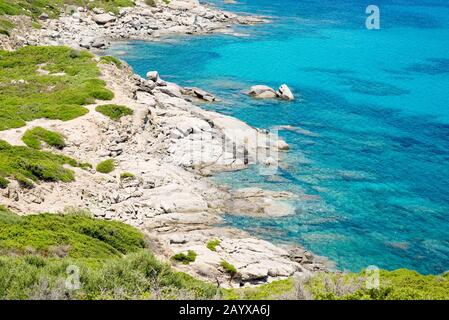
99,56,123,69
0,18,13,36
0,211,216,300
171,250,197,264
120,172,135,180
22,127,66,150
220,260,237,276
0,176,9,189
206,239,220,251
96,159,116,174
0,250,217,300
95,104,133,120
14,173,34,189
305,269,449,300
0,211,145,258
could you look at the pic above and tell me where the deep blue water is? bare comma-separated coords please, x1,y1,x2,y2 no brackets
106,0,449,274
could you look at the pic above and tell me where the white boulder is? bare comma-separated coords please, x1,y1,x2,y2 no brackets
146,70,159,81
278,84,294,100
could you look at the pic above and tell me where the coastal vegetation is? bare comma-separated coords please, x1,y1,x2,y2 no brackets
22,127,66,150
0,17,13,36
0,139,89,188
171,250,197,264
0,208,217,299
224,270,449,300
206,239,220,251
220,260,237,277
0,46,113,131
99,55,123,69
96,159,116,174
95,104,133,120
0,205,448,300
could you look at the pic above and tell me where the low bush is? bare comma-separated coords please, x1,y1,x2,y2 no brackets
22,127,66,150
120,172,135,180
220,260,237,276
206,239,220,251
95,104,133,120
96,159,116,174
0,176,9,188
0,140,86,186
171,250,197,264
99,56,123,69
0,211,145,258
0,211,216,300
223,278,294,300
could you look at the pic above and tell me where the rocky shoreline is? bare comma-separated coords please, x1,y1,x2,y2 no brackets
1,0,266,50
0,0,329,287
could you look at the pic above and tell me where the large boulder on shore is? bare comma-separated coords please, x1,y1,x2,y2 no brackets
146,71,159,81
277,84,294,100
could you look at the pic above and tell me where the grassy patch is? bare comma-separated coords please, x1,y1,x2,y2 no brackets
0,211,145,258
0,211,217,300
0,17,14,36
220,260,237,277
206,239,220,252
0,139,88,186
96,159,116,174
305,269,449,300
22,127,66,150
0,176,9,188
99,56,122,69
95,104,133,120
0,46,114,131
171,250,197,265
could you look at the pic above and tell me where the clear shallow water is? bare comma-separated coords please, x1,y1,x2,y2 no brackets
106,0,449,274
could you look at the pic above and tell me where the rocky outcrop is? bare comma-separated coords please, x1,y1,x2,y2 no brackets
249,85,277,99
248,84,295,101
277,84,294,100
182,87,218,102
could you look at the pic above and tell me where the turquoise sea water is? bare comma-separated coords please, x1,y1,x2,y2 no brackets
106,0,449,274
